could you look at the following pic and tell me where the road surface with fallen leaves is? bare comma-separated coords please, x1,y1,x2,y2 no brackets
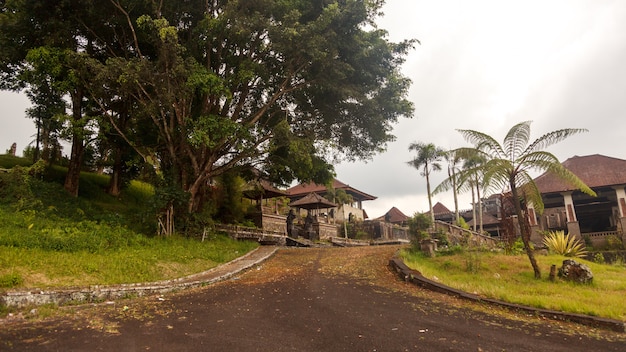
1,246,625,351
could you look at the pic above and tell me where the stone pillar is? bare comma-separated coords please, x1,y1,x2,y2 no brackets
612,186,626,246
562,192,581,239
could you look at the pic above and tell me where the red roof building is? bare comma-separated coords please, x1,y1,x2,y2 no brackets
375,207,410,225
529,154,626,246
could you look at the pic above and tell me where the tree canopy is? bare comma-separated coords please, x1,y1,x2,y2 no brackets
1,0,415,216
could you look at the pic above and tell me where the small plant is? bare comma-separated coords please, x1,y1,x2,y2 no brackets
464,251,482,274
455,217,469,230
431,229,450,247
592,252,605,264
542,230,587,258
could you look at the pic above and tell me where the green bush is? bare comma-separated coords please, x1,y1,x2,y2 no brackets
499,236,526,255
605,235,624,250
455,217,469,230
593,252,605,264
431,230,450,247
407,212,432,250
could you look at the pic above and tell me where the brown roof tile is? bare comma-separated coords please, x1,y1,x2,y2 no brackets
286,178,377,201
375,206,410,223
534,154,626,194
429,202,451,215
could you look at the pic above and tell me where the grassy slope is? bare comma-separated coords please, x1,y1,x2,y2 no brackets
401,249,626,321
0,155,258,289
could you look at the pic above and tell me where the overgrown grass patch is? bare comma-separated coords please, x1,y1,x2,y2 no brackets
401,249,626,321
0,157,259,291
0,234,258,288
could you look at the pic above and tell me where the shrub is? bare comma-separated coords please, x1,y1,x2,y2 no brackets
593,252,605,264
605,235,624,250
542,230,587,258
407,212,432,250
455,217,469,230
431,229,450,247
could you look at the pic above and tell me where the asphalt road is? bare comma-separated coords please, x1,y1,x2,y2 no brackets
1,246,624,351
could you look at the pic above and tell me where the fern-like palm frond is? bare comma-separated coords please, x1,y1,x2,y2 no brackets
523,128,588,156
456,129,505,159
503,121,532,161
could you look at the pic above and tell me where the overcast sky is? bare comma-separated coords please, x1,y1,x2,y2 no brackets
1,0,625,219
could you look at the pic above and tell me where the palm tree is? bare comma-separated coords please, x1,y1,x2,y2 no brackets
455,121,596,278
434,152,486,231
444,149,462,223
464,154,487,233
407,142,446,223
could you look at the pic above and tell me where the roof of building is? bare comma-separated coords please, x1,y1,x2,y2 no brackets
243,179,288,200
533,154,626,194
467,212,500,226
289,192,337,209
374,206,410,223
430,202,452,215
286,178,377,201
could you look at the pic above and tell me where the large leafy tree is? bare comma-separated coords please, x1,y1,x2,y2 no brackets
1,0,415,224
407,142,446,223
455,121,595,278
84,0,415,215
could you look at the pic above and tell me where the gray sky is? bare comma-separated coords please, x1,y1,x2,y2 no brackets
1,0,626,219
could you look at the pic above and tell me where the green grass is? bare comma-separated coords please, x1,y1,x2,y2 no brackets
0,154,33,168
0,155,259,290
0,234,258,287
401,249,626,321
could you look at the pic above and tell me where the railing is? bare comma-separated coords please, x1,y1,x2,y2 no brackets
432,220,499,247
583,230,622,238
214,224,286,245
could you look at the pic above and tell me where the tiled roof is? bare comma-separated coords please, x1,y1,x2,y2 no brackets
375,206,409,223
533,154,626,194
467,212,500,226
289,192,337,209
286,178,377,201
430,202,451,215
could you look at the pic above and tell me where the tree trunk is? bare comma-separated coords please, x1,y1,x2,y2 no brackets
63,90,85,197
477,184,483,234
471,185,476,232
451,166,459,223
510,180,541,279
426,171,434,223
107,146,123,197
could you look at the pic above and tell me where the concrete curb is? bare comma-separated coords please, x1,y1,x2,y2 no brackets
1,246,278,309
388,256,626,333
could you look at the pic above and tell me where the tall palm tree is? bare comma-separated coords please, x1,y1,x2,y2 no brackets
464,154,487,233
444,149,462,223
434,152,486,231
456,121,596,278
407,142,446,223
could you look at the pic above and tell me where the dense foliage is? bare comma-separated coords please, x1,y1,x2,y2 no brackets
0,0,415,221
